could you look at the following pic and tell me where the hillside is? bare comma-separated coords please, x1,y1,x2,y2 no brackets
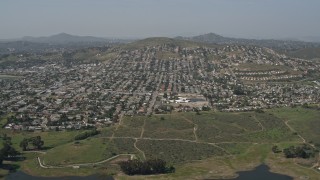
177,33,320,55
285,47,320,60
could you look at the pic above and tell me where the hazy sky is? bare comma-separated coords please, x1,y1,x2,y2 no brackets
0,0,319,39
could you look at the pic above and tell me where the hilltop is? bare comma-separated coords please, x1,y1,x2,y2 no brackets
120,37,215,50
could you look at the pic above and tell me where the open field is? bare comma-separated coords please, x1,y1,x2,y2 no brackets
179,111,297,143
0,107,319,179
4,130,85,150
143,114,195,140
41,138,108,166
112,111,297,144
40,137,140,166
269,107,320,146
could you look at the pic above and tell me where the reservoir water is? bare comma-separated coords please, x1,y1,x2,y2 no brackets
229,164,293,180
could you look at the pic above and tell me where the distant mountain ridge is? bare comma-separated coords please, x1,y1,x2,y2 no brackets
176,33,320,52
2,33,320,59
21,33,108,44
0,33,130,54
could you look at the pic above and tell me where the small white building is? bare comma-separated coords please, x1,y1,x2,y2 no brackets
175,97,190,103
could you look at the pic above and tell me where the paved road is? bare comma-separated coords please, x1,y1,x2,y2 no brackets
146,73,163,116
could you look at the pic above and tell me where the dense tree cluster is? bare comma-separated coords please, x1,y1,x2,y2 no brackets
233,85,245,95
19,136,44,151
283,144,316,159
0,134,19,165
74,129,100,140
119,159,175,175
201,106,211,111
6,115,33,126
154,105,173,114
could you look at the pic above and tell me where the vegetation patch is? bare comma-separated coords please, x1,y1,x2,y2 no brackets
74,129,100,140
283,144,316,159
1,130,85,150
143,115,195,140
218,143,252,155
247,128,295,143
270,107,320,145
119,159,175,175
122,117,145,128
113,118,145,138
136,140,226,164
111,138,137,154
20,136,44,151
114,126,142,138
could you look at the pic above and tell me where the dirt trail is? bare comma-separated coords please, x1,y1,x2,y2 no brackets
140,118,146,138
110,112,124,140
253,115,265,131
182,116,198,142
23,150,46,154
284,120,314,148
283,119,320,171
134,138,146,160
38,154,135,169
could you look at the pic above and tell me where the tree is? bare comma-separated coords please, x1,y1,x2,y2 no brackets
20,138,29,151
302,103,309,109
272,145,281,153
181,87,185,93
0,135,19,164
202,106,211,111
20,136,44,151
283,146,296,158
0,150,4,165
74,129,100,141
233,86,245,95
31,136,44,150
60,113,69,123
148,158,166,174
119,159,174,175
1,141,19,157
163,93,168,99
283,144,315,159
